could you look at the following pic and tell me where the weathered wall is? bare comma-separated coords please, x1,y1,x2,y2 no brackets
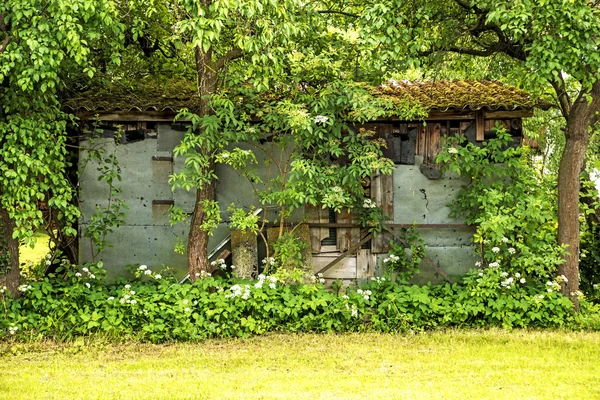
387,156,478,283
79,123,478,281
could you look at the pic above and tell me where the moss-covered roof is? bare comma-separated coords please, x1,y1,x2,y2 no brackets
62,79,202,113
63,79,550,115
374,79,551,111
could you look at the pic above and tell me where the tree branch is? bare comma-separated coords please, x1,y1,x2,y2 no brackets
0,36,10,53
550,76,572,119
215,47,244,70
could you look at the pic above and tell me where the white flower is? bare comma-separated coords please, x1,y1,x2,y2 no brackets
508,247,516,255
195,272,201,277
46,260,51,266
332,186,342,193
269,282,276,289
18,284,31,292
85,283,91,288
518,278,526,284
364,295,370,301
448,147,459,154
363,198,377,209
383,258,390,263
144,270,152,275
351,305,358,318
500,272,509,278
501,237,509,243
130,299,137,305
183,299,189,305
75,272,82,277
514,272,521,278
107,296,115,301
130,290,136,295
475,261,482,267
478,272,484,277
538,294,544,299
155,274,162,280
492,247,500,253
254,281,263,289
489,262,500,268
82,267,89,273
547,288,553,292
559,275,568,283
184,307,191,312
231,265,237,270
342,295,349,300
89,274,96,279
317,273,324,278
314,115,329,124
210,260,217,266
139,265,148,270
8,325,18,335
124,284,131,289
319,278,325,284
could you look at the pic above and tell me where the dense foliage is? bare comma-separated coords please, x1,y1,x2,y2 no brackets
2,258,599,342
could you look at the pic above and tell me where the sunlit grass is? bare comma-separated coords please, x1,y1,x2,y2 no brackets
1,330,599,399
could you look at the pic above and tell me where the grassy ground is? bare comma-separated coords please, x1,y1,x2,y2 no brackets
1,330,599,399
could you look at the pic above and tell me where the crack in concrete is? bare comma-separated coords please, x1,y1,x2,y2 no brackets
419,188,429,211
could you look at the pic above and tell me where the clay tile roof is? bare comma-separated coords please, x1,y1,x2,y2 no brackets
374,79,551,111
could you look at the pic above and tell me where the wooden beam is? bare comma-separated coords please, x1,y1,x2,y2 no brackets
484,110,533,119
307,222,473,229
75,111,186,122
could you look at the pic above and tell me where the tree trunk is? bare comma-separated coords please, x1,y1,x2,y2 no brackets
187,175,215,279
557,81,600,310
0,205,20,298
187,46,218,281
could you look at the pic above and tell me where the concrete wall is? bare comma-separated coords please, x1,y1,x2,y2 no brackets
79,123,478,281
389,156,478,283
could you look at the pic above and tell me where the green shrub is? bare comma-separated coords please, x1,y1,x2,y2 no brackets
1,260,597,342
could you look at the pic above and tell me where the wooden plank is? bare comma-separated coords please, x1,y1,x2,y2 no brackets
357,249,369,278
400,129,416,165
484,110,533,119
306,204,329,253
371,172,394,253
317,233,373,275
231,229,258,278
476,110,485,141
313,255,356,279
336,208,360,252
368,251,377,277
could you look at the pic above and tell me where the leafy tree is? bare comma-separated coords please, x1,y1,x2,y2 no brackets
364,0,600,308
0,0,122,296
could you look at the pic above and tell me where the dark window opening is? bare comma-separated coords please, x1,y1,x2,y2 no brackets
321,208,337,246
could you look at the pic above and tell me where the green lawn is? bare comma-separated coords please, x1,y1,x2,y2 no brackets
1,330,599,399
